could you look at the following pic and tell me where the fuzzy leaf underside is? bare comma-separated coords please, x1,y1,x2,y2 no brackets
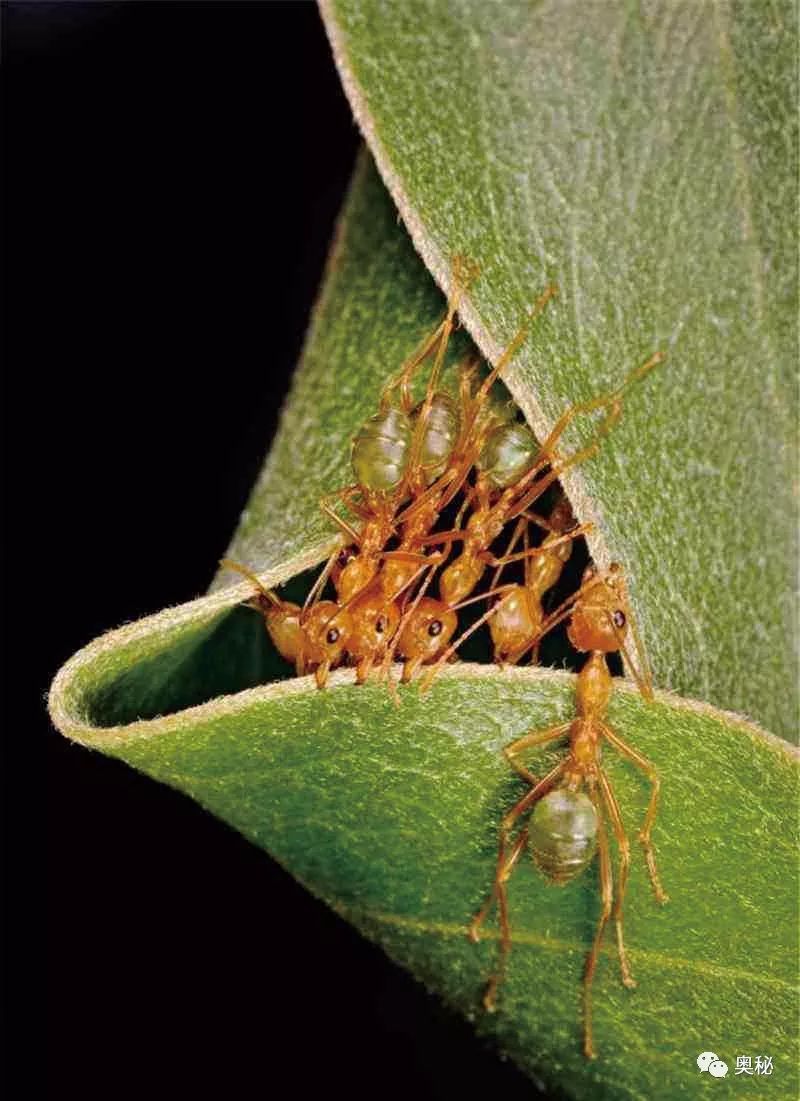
50,581,799,1101
49,138,800,1096
320,0,798,740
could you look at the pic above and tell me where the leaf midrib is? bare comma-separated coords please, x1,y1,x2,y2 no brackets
340,904,797,992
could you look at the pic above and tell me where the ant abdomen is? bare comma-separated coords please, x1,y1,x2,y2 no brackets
477,421,538,489
412,392,460,484
528,788,598,884
351,407,413,492
489,586,540,660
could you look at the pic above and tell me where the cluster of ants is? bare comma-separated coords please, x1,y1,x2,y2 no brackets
223,262,668,1059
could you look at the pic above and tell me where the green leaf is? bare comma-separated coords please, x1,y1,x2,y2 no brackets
50,591,799,1099
320,0,798,740
50,116,798,1094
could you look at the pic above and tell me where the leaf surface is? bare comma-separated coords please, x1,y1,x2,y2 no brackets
49,94,798,1095
50,587,799,1100
320,0,798,739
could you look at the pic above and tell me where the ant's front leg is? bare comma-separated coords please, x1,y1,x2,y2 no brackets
601,724,669,904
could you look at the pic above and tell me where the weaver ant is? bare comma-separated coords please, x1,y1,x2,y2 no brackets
416,350,664,691
467,562,668,1059
219,559,352,689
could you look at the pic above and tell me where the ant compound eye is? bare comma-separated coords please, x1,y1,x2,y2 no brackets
612,610,626,628
375,615,387,634
337,549,354,568
428,619,443,637
326,627,340,645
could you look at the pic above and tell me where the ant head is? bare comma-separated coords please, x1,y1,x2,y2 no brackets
348,592,401,659
567,563,629,654
303,600,353,664
548,495,576,534
396,597,458,665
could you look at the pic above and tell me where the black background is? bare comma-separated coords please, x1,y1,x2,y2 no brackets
6,3,544,1097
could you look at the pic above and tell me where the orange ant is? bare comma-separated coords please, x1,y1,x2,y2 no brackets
314,257,479,613
487,495,579,664
417,494,580,674
384,516,590,684
467,562,668,1059
419,352,664,613
219,559,352,689
414,351,665,691
231,264,473,689
316,269,559,686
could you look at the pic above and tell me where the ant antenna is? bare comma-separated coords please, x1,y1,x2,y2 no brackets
219,558,282,607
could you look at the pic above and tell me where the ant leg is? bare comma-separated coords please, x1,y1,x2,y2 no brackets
355,654,374,684
538,352,664,459
608,610,654,701
597,769,636,989
481,829,528,1012
395,467,457,524
469,761,567,1006
506,354,665,524
503,722,572,785
520,508,564,534
319,499,362,545
600,724,669,904
471,285,558,411
418,528,468,549
583,780,613,1060
302,547,342,618
320,485,372,520
478,525,592,569
381,317,448,412
219,558,282,607
380,256,479,413
491,516,526,590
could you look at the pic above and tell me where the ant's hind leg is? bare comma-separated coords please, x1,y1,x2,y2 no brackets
598,769,636,989
469,761,567,1008
583,781,613,1060
479,829,528,1012
600,724,669,904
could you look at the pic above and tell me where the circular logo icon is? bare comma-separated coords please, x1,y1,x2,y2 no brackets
697,1052,719,1072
